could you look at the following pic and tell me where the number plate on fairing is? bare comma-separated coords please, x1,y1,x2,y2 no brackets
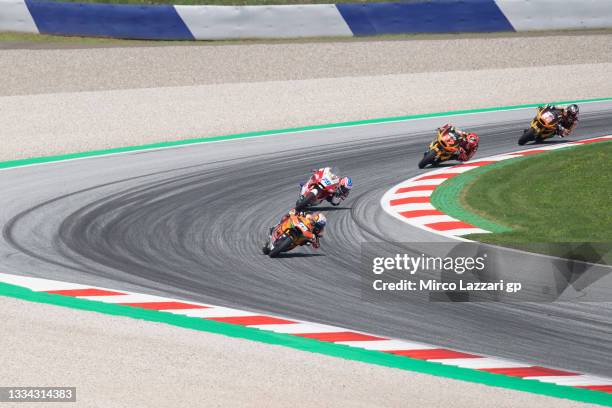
541,111,556,124
321,168,338,187
321,177,333,186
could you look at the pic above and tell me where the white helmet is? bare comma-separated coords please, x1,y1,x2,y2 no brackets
313,213,327,231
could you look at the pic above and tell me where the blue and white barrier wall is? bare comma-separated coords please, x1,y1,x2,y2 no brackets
1,0,612,40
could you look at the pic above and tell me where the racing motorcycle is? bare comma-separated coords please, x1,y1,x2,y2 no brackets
418,125,462,169
518,106,561,145
295,168,341,211
262,212,315,258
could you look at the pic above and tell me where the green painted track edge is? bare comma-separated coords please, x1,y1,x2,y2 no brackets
0,281,610,406
1,96,611,171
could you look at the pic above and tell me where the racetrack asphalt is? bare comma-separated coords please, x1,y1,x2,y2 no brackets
1,102,611,377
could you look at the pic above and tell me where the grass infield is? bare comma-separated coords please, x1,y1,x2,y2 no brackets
464,141,612,262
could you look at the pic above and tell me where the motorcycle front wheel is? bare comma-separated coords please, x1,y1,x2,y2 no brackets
261,243,271,255
418,150,438,169
518,128,536,146
269,235,293,258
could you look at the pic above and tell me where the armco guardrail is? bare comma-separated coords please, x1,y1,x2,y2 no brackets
1,0,612,40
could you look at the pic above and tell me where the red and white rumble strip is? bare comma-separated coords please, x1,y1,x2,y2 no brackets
1,270,611,394
381,136,612,239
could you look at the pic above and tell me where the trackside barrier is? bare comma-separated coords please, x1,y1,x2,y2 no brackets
1,0,611,40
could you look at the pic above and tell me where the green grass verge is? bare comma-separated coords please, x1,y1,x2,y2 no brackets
462,142,612,262
1,280,611,406
2,29,611,46
0,30,510,46
430,160,513,234
0,31,162,45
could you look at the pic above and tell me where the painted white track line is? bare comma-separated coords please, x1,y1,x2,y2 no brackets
1,271,611,394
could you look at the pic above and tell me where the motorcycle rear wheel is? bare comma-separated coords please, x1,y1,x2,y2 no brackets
295,192,316,211
418,150,438,169
269,236,293,258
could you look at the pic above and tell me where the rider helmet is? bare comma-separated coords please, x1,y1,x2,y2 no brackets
566,104,579,117
466,133,479,145
339,177,353,195
465,133,479,153
312,213,327,233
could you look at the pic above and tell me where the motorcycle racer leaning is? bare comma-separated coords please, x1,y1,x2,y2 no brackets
277,209,327,249
303,167,353,206
542,104,579,137
439,124,480,162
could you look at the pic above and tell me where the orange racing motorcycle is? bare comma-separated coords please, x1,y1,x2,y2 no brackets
262,211,316,257
518,106,561,145
418,125,463,169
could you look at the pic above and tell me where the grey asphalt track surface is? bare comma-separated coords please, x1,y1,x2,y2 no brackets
2,102,612,377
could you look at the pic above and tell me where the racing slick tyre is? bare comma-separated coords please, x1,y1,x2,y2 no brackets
518,128,536,146
295,192,316,211
262,243,271,255
269,236,293,258
418,150,438,169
